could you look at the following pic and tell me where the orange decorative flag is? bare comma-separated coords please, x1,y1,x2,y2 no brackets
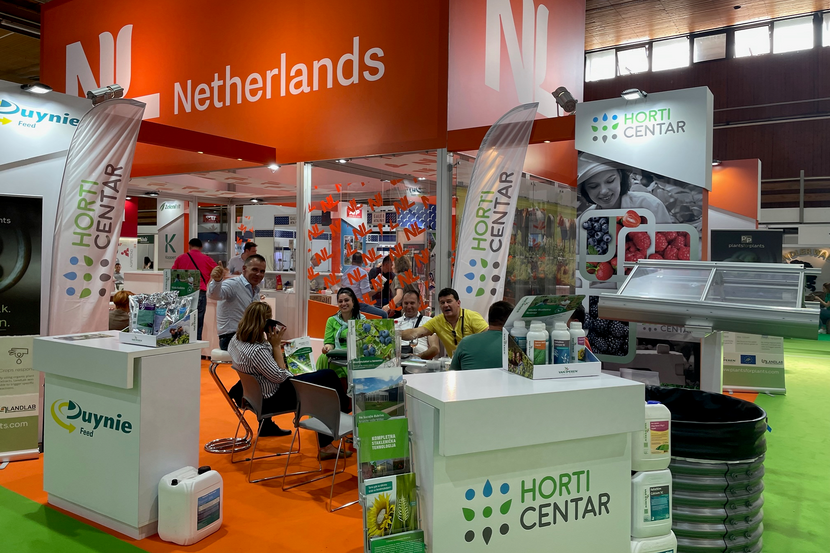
307,267,320,280
335,183,342,192
363,248,381,263
389,243,406,259
414,248,430,267
320,195,338,213
370,274,384,291
361,292,375,304
354,223,370,238
368,192,383,211
308,224,324,239
398,270,418,285
314,248,332,263
323,274,339,288
344,243,359,258
329,219,341,233
348,271,368,285
393,196,415,214
404,223,426,240
421,196,431,210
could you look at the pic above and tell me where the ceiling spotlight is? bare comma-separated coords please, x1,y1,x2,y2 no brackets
268,163,280,172
20,82,52,94
86,84,124,105
237,158,243,161
380,179,390,183
197,151,204,154
551,86,578,114
145,191,159,197
417,177,426,181
336,159,348,164
712,159,721,166
621,88,647,101
126,196,132,200
250,198,264,204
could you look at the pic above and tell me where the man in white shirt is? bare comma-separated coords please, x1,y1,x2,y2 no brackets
338,252,372,302
394,289,439,359
228,241,258,275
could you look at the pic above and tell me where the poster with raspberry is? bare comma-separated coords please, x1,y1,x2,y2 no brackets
574,152,704,389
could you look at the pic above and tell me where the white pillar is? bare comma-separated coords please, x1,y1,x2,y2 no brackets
435,148,453,296
296,163,312,335
700,331,723,393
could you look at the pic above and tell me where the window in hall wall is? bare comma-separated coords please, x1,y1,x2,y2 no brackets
773,16,814,54
693,34,726,62
735,25,770,57
652,37,689,72
823,13,830,46
585,49,616,82
617,47,649,75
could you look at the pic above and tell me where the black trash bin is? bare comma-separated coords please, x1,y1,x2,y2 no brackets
645,387,768,553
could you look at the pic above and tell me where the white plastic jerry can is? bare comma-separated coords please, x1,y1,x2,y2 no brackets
631,530,677,552
632,400,672,471
631,469,672,538
158,465,223,545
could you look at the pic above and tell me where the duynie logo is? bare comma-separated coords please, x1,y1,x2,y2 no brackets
462,479,512,545
463,258,502,298
485,0,558,117
0,98,83,129
164,233,177,253
591,113,619,142
50,399,133,437
65,24,160,119
63,255,112,299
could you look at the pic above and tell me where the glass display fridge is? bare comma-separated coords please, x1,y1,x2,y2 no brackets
598,260,818,392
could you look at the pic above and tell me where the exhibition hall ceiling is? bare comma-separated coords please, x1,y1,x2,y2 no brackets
2,0,826,83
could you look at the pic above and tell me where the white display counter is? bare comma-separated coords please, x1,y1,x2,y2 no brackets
405,370,644,552
35,331,207,539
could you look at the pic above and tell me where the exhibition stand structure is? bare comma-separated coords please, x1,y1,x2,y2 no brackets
35,332,207,539
405,370,643,552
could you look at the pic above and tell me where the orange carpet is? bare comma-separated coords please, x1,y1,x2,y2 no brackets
0,361,365,553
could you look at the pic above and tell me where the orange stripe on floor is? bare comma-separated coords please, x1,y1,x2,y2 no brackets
0,361,365,553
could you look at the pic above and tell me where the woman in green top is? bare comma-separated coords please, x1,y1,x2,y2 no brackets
810,282,830,333
317,287,366,378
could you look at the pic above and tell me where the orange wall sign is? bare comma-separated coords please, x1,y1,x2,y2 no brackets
448,0,586,131
41,0,449,165
711,159,761,221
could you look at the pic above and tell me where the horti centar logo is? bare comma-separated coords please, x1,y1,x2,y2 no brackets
50,399,133,438
462,469,613,546
591,109,686,142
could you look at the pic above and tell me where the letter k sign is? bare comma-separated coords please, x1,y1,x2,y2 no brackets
165,234,176,253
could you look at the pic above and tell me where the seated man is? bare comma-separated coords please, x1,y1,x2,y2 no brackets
399,288,488,356
395,288,439,359
450,301,513,370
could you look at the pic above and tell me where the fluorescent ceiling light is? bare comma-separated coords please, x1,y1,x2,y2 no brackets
20,82,52,94
621,88,647,100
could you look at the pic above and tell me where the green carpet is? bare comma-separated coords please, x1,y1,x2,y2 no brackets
755,338,830,552
0,486,143,553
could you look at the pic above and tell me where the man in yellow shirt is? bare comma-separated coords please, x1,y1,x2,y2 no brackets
399,288,488,356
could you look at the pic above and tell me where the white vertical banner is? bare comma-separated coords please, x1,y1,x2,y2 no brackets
452,103,538,315
157,199,186,269
48,99,145,335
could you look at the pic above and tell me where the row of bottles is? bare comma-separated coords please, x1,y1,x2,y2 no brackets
511,320,586,364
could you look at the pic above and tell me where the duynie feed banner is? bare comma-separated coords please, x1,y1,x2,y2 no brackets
453,103,538,315
48,99,145,335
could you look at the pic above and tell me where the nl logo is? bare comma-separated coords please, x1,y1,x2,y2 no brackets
65,24,160,119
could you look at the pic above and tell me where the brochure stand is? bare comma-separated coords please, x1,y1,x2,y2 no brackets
347,319,426,553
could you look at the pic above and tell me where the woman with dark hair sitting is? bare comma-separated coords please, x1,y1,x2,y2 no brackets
316,287,366,377
228,302,351,460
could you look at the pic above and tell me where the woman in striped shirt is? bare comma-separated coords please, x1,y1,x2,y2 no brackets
229,302,351,460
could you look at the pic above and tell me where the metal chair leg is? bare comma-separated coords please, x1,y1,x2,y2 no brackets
206,361,253,454
281,429,323,490
329,437,358,512
230,411,304,483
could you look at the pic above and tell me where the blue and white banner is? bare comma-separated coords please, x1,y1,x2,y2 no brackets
48,99,144,335
453,103,537,315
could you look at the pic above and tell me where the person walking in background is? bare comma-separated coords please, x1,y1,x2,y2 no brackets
172,238,217,340
399,288,488,356
808,282,830,334
384,254,414,317
450,301,513,370
113,262,125,289
228,241,258,275
368,255,394,309
143,257,154,270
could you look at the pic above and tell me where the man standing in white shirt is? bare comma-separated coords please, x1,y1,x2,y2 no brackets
228,241,258,275
395,289,439,359
338,252,372,302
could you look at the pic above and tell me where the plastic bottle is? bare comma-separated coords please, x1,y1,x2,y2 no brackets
526,321,549,365
158,466,223,545
632,401,672,471
551,322,571,364
631,469,673,538
569,321,587,362
510,320,528,351
630,531,677,553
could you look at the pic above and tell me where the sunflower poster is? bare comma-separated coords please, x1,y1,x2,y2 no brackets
365,473,418,539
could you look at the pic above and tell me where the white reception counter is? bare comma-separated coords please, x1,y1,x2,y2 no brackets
405,370,644,553
35,331,206,539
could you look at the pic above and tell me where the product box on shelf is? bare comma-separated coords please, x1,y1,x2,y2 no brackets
502,329,602,379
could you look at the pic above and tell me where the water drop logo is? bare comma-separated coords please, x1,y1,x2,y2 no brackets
63,256,112,299
461,479,512,545
463,258,502,298
591,113,619,143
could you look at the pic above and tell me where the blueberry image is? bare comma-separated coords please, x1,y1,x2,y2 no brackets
588,237,597,246
582,221,592,230
603,234,612,243
369,346,376,356
362,323,372,333
601,223,609,232
593,222,602,231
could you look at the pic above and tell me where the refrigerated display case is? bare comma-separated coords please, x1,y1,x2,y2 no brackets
598,261,818,392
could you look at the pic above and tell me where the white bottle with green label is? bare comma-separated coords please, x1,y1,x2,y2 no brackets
631,469,672,538
569,321,587,362
630,531,677,553
632,401,672,472
510,320,528,351
551,322,571,364
526,321,549,365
